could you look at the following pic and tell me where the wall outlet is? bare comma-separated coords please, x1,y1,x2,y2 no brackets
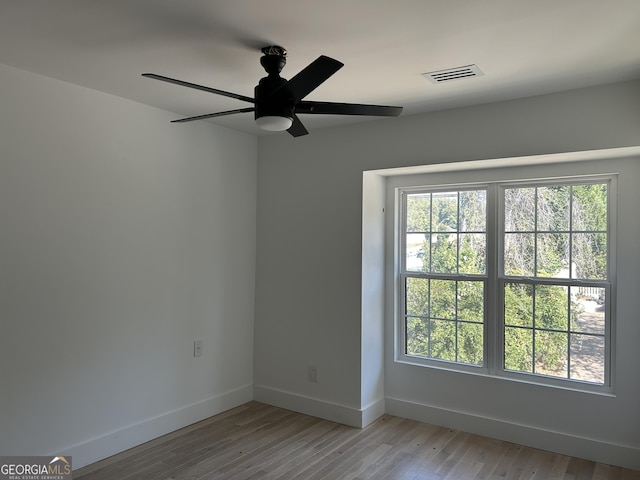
194,340,203,357
308,365,318,383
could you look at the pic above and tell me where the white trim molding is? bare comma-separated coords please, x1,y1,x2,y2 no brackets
66,384,253,470
385,396,640,471
253,385,384,429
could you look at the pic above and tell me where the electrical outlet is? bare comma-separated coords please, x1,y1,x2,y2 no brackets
308,365,318,383
194,340,203,357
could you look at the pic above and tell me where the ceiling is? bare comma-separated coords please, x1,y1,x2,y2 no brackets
1,0,639,136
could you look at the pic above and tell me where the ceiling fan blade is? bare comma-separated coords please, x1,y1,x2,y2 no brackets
171,107,254,123
296,101,403,117
142,73,254,103
277,56,343,103
287,115,309,137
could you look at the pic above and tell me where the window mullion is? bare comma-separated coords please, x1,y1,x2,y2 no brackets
486,183,500,375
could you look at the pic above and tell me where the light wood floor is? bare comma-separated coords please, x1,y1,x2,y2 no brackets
74,401,639,480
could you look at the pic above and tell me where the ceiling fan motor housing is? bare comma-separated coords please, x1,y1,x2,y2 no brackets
254,75,294,121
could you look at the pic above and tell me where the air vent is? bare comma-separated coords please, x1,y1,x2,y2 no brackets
422,64,484,84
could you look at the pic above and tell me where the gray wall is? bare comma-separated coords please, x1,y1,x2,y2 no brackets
255,80,640,468
0,63,258,467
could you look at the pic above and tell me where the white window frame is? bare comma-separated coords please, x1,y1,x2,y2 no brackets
398,183,491,375
394,173,616,393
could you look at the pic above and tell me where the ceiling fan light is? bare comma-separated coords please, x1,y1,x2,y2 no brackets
255,115,293,131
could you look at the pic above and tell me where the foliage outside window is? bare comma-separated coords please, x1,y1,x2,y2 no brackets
398,178,611,388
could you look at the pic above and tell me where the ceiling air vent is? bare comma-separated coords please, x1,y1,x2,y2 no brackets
422,64,484,84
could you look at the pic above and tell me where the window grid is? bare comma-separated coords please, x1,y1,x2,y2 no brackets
402,187,488,368
404,277,485,366
398,177,612,390
502,281,608,382
500,182,609,385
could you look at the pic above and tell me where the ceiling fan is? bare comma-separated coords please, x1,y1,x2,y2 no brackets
142,46,403,137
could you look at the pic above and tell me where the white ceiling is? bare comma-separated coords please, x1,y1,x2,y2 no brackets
1,0,639,136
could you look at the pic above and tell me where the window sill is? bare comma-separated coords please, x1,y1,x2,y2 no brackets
395,355,615,397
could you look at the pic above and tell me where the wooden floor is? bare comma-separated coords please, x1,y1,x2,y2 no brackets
74,402,639,480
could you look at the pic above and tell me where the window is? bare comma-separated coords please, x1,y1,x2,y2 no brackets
397,176,613,389
404,189,487,366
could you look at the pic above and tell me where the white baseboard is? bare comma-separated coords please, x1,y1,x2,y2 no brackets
361,398,386,428
65,385,639,471
253,385,384,428
67,384,253,470
386,396,640,471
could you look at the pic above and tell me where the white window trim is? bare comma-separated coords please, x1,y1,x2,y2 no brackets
389,165,618,394
495,176,616,391
396,183,491,376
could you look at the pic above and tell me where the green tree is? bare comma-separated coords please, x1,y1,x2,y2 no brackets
572,184,608,279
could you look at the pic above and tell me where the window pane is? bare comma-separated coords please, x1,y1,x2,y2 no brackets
405,277,429,316
537,186,570,231
534,285,568,331
570,334,605,383
431,234,458,274
458,281,484,322
504,327,533,372
406,317,429,357
504,233,534,276
430,279,456,319
572,232,607,280
505,187,535,231
459,190,486,232
535,331,568,378
504,282,533,327
406,194,431,232
429,319,456,361
458,322,483,365
571,286,605,335
572,184,607,232
432,192,458,232
459,233,486,274
536,233,569,278
406,233,429,272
